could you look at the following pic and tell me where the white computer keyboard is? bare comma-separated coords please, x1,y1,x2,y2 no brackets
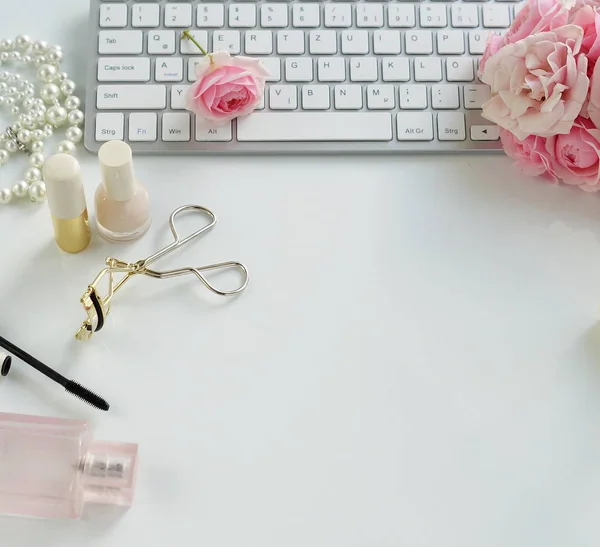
85,0,522,154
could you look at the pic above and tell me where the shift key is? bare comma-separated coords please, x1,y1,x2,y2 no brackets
97,85,167,109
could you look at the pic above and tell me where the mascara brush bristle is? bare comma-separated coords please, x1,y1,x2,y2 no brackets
65,380,110,411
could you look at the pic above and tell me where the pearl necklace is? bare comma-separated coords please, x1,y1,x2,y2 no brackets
0,35,85,205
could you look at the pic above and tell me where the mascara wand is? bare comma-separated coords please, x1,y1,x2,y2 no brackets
0,335,110,411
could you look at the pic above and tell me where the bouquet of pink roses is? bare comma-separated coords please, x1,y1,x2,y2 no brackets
481,0,600,191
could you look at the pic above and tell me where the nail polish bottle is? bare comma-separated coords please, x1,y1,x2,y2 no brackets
0,412,139,520
42,154,91,253
95,140,151,242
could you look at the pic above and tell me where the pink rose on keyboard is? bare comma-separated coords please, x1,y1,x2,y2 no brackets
186,51,270,125
500,130,558,181
480,25,589,140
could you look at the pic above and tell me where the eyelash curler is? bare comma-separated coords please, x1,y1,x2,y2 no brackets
76,205,249,341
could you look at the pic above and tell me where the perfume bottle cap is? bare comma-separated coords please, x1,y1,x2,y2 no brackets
82,441,139,507
98,140,136,202
43,153,87,219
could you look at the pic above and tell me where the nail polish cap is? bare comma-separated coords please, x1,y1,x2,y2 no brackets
43,153,87,219
82,441,139,507
98,140,136,202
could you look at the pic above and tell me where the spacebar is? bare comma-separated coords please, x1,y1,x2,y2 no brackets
237,113,393,142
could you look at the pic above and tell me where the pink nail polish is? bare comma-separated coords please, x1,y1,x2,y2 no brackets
0,413,138,520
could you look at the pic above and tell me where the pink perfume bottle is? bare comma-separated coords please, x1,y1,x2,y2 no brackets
0,413,138,520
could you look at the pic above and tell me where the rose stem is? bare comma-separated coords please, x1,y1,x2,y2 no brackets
182,29,209,57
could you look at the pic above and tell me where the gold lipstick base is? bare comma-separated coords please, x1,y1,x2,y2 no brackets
52,210,91,253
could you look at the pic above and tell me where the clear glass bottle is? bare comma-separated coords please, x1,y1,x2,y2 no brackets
95,140,151,242
0,412,138,520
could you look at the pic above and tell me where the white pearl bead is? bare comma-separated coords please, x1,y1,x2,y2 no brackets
0,149,9,164
46,105,67,126
32,41,48,55
32,56,46,67
57,140,76,155
29,140,43,153
15,35,31,50
21,55,32,64
43,124,53,138
40,83,60,103
10,105,19,115
28,181,46,202
0,71,8,82
12,181,29,198
0,188,12,204
17,129,31,143
19,114,34,128
66,126,83,143
4,96,14,106
46,48,63,64
22,87,34,98
38,64,58,83
9,52,21,62
24,167,42,183
0,53,9,63
60,79,75,96
64,96,80,110
67,109,84,125
22,97,34,109
0,39,14,51
11,122,21,132
31,129,43,141
57,72,68,82
7,74,19,84
29,152,44,168
4,140,17,153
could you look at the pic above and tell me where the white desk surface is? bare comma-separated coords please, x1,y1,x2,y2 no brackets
2,1,600,546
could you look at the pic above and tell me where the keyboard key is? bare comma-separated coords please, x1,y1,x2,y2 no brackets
464,84,491,108
262,4,289,27
382,57,410,81
451,4,479,27
437,31,464,54
245,30,273,54
397,112,433,140
420,4,447,27
277,30,305,53
405,30,433,54
180,31,209,54
334,85,363,109
97,58,150,82
147,30,176,54
196,119,233,142
213,30,241,54
414,58,442,81
99,4,128,27
471,125,499,141
259,58,281,81
318,57,346,81
237,112,393,141
132,4,160,28
350,57,378,81
95,113,124,142
446,58,474,81
285,58,313,81
97,85,167,109
229,4,257,27
302,85,330,109
171,85,190,109
162,113,191,141
367,85,395,109
156,58,183,82
432,84,459,109
468,30,489,54
270,85,298,109
341,30,369,54
437,112,466,140
325,4,352,27
129,113,157,142
374,30,401,54
309,30,337,54
399,84,427,109
388,5,416,27
356,4,384,27
197,4,225,27
165,4,193,27
483,5,510,27
293,4,320,27
98,30,143,54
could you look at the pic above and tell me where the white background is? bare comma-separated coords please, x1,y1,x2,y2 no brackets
2,1,600,546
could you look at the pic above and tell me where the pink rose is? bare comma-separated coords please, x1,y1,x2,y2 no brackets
504,0,571,45
500,129,558,181
572,5,600,64
186,51,270,125
546,116,600,190
479,33,504,74
481,25,589,140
